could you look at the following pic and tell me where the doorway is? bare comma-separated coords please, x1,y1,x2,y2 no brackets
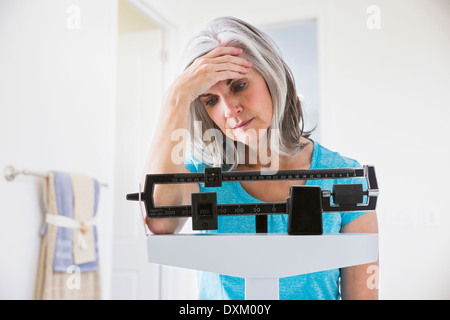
112,0,164,299
263,20,320,141
112,0,198,300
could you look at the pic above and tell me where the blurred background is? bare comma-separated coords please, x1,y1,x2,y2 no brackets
0,0,449,299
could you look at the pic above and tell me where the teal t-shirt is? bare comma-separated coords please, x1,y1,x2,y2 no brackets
185,140,368,300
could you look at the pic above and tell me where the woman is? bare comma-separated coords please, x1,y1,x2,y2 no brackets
143,16,378,300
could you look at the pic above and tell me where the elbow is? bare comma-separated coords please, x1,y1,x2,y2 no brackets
145,216,177,235
145,186,185,234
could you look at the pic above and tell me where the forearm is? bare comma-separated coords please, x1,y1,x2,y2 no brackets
143,90,191,234
143,90,190,176
340,212,379,300
341,261,379,300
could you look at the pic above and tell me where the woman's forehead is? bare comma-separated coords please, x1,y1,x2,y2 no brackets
203,68,264,95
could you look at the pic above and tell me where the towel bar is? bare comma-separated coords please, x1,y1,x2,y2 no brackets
3,165,108,187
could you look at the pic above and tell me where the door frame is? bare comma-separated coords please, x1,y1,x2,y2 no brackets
115,0,199,300
124,0,180,91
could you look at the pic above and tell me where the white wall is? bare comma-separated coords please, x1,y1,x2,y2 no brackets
0,0,117,299
322,0,450,299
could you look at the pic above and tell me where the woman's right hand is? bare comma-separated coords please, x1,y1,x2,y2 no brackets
168,46,252,105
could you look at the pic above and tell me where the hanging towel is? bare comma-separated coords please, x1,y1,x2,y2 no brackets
40,171,100,272
70,173,98,266
35,172,102,300
52,171,75,271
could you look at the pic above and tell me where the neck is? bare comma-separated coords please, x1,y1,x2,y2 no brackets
239,138,313,171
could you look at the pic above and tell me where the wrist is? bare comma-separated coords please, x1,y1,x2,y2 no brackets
160,89,192,127
164,83,195,107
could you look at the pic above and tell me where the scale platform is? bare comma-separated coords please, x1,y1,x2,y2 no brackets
147,233,378,300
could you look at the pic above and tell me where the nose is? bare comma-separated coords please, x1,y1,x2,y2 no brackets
221,97,242,118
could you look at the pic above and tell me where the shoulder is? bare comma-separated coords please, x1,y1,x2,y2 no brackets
185,151,223,173
313,140,362,169
184,154,207,173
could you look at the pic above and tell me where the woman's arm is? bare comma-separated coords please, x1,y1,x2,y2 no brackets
143,46,250,234
142,89,192,234
144,169,199,234
340,211,379,300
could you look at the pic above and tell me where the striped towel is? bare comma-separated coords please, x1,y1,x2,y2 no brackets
40,171,100,271
36,172,101,299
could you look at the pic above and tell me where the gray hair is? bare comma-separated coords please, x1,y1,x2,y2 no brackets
182,16,312,170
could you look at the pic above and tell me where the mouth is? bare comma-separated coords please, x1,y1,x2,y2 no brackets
233,118,254,130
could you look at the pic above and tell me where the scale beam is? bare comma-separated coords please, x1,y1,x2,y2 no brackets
127,166,379,235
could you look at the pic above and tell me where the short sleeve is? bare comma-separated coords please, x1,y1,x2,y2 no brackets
184,153,208,173
185,157,198,173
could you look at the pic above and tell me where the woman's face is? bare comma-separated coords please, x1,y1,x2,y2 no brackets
198,67,273,146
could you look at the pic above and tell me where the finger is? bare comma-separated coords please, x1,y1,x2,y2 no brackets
212,70,246,83
209,54,252,68
208,62,251,74
203,46,242,59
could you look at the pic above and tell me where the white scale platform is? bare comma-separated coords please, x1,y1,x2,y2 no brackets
147,233,378,300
